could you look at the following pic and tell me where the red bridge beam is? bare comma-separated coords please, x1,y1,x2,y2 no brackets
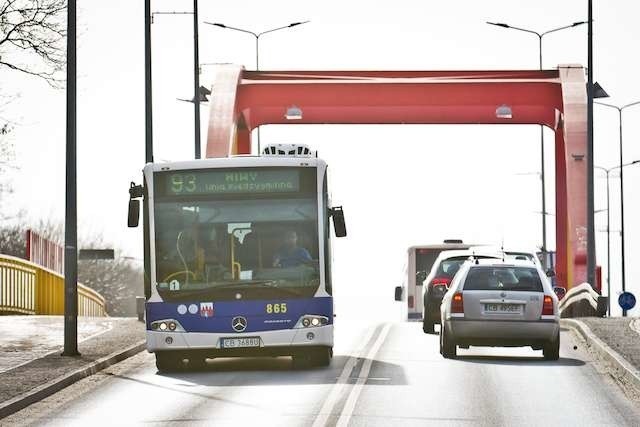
205,65,588,290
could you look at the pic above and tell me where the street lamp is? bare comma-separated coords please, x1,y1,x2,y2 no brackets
595,160,640,316
204,21,309,70
177,85,211,104
204,21,310,154
152,3,202,159
595,100,640,314
486,20,587,268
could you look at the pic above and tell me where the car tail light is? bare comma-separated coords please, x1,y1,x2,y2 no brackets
542,295,554,315
430,277,451,288
451,293,464,313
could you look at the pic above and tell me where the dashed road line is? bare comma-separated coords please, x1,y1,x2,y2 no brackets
311,324,380,427
335,323,392,427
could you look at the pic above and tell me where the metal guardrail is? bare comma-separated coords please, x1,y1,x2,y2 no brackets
559,282,607,317
0,254,106,316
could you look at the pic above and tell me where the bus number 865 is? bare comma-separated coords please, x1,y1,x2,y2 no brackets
266,303,287,314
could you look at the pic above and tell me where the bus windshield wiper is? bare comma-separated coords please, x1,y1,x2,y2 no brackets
213,280,304,297
253,281,303,297
209,279,278,289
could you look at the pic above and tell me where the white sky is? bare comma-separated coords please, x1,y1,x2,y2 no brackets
2,0,640,315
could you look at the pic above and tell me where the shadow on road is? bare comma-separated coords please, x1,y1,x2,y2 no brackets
154,355,408,386
454,355,585,367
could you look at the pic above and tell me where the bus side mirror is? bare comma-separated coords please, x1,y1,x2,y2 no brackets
416,271,427,284
331,206,347,238
394,286,403,301
128,182,144,228
128,199,140,228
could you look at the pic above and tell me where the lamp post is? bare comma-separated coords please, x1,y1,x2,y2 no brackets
594,166,613,316
595,160,640,316
204,21,310,154
486,20,587,269
152,3,202,159
595,101,640,315
63,0,79,357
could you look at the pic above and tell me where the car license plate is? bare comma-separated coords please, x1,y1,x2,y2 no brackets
221,337,261,348
484,303,522,313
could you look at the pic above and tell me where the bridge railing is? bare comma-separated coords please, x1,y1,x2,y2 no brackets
0,254,106,316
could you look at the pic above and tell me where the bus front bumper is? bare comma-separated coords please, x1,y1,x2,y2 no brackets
146,324,333,353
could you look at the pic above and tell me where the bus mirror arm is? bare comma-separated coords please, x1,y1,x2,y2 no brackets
329,206,347,238
128,182,144,228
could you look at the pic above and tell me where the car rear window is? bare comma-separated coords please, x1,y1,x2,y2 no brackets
435,257,466,278
435,256,498,278
463,266,543,292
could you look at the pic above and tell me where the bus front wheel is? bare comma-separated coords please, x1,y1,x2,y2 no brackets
292,347,332,369
312,346,333,367
155,352,183,373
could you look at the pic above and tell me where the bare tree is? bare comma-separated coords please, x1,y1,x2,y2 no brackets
0,124,16,218
0,0,66,86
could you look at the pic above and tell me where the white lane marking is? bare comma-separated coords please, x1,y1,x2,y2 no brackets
335,323,392,427
311,324,379,427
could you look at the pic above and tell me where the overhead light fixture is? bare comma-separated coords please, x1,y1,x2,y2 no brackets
592,81,609,99
495,104,513,119
285,105,303,120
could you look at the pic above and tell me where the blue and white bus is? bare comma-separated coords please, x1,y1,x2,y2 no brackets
128,144,346,372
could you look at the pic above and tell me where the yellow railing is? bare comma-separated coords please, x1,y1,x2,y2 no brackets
0,254,106,316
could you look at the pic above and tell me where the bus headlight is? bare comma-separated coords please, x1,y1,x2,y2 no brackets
294,315,329,329
150,319,186,333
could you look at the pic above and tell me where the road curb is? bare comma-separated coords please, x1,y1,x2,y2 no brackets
0,339,146,419
562,319,640,394
630,319,640,336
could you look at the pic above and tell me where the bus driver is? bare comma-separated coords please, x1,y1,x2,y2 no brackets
272,230,312,268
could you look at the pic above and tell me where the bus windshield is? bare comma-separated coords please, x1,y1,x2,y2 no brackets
152,168,320,300
154,198,319,299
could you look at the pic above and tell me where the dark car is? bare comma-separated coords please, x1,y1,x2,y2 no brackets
423,250,500,334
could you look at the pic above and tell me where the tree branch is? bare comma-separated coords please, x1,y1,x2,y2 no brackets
0,0,66,85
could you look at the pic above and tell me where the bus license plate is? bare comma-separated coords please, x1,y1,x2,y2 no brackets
221,337,261,348
485,303,521,313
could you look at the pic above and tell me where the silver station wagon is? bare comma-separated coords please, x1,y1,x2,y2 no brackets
440,258,560,360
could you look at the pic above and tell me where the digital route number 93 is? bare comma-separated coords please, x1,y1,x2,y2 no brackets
266,303,287,314
171,174,196,193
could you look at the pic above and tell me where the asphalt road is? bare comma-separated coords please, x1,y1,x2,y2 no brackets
4,300,640,426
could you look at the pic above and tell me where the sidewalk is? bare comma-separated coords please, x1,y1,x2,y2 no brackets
577,317,640,372
0,316,145,417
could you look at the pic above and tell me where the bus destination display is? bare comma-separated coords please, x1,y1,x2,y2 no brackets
162,169,301,195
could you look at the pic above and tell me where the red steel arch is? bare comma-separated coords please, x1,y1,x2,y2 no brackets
205,64,589,290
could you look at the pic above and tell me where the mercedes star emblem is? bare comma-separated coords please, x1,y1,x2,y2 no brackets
500,291,507,298
232,316,247,332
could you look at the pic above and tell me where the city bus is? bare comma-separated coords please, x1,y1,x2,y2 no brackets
128,144,346,372
395,241,471,320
